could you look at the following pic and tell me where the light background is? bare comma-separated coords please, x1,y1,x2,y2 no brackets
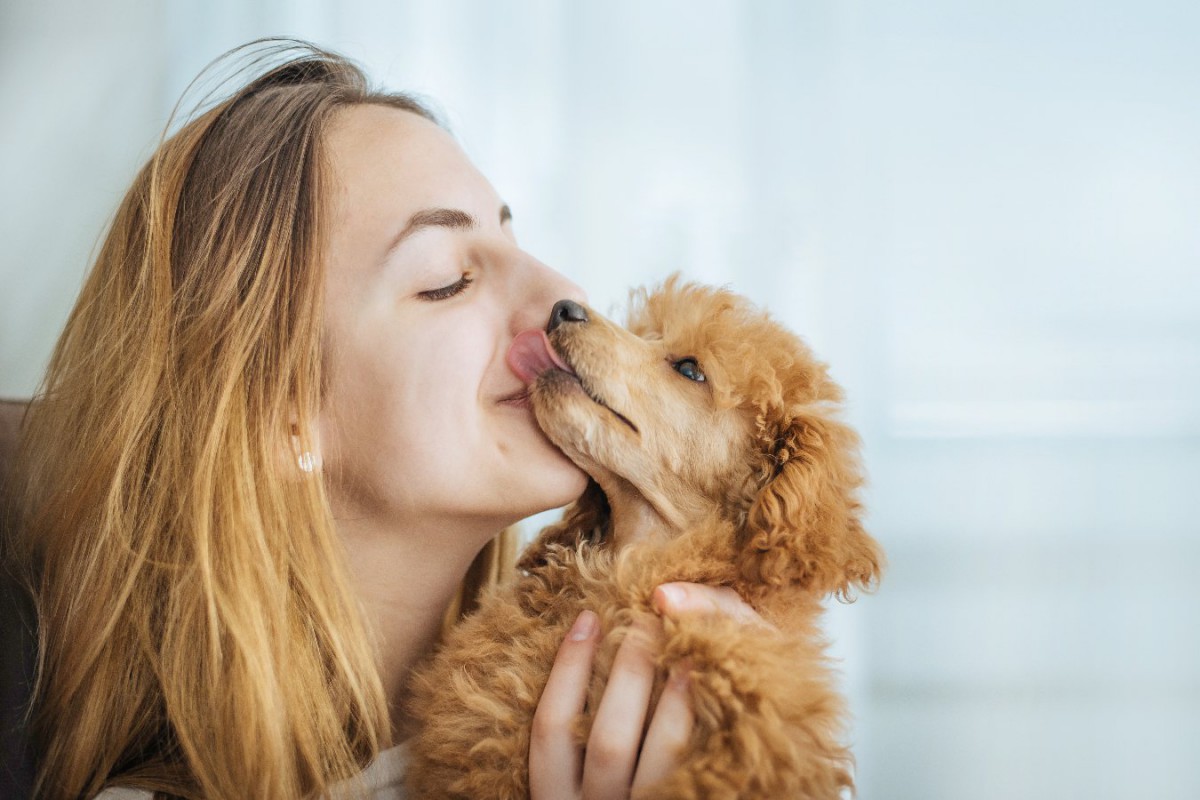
2,2,1198,798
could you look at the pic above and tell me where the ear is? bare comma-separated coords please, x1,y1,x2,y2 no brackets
738,411,883,600
516,480,611,572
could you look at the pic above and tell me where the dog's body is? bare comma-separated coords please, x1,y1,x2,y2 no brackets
407,278,882,799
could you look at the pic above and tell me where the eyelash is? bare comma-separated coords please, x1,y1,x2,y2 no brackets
419,274,474,301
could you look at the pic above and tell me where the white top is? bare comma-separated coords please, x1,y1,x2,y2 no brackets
94,742,410,800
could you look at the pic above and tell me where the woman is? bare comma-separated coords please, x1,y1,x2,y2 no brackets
10,40,761,799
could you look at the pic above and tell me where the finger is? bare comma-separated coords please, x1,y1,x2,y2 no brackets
582,620,658,800
631,662,694,793
652,582,773,629
530,610,599,800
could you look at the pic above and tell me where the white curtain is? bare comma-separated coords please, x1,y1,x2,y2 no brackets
2,2,1197,797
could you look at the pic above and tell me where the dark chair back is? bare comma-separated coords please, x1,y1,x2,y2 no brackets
1,398,37,798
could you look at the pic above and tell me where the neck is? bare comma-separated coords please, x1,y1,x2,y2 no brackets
597,474,712,549
335,509,501,741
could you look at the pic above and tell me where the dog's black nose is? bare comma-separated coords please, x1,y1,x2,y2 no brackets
547,299,589,332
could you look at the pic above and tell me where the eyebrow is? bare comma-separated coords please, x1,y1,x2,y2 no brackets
382,204,513,260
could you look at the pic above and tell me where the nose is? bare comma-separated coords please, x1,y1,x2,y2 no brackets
547,299,589,333
507,250,588,335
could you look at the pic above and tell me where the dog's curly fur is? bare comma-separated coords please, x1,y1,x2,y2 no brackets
406,277,883,799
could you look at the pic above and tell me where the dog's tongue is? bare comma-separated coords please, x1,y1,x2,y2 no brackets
507,329,573,384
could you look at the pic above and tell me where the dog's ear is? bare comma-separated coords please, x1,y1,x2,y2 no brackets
737,410,883,600
516,480,610,573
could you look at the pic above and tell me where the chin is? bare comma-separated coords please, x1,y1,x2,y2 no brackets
523,449,589,511
489,415,588,518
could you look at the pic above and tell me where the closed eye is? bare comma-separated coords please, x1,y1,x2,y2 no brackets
419,274,474,301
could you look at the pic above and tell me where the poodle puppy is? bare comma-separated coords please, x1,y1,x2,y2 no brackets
406,276,882,799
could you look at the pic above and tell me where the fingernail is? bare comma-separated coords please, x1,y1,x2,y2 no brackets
654,583,685,612
568,610,597,641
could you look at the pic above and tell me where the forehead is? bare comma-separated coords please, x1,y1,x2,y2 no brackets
326,104,449,171
629,286,735,346
323,104,494,212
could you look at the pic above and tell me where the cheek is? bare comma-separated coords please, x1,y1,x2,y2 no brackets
677,407,750,494
324,311,485,455
637,382,722,470
388,323,493,443
394,305,490,388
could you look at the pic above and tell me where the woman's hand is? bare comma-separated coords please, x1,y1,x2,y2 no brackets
528,583,769,799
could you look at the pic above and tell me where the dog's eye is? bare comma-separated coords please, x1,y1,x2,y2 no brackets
673,358,706,382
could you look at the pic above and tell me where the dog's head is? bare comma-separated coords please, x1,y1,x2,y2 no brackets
509,276,881,599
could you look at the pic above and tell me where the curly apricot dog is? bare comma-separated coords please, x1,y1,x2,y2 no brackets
406,276,883,799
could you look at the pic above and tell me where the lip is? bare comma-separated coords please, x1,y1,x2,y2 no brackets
584,383,639,434
542,366,640,435
498,387,532,408
504,328,640,434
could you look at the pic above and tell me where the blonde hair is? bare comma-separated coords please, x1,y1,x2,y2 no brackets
10,40,517,799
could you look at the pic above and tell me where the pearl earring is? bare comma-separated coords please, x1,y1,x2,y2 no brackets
290,421,317,473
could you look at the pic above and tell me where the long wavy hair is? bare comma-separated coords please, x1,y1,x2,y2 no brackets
9,40,517,799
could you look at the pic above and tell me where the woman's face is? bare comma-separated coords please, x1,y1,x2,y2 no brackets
318,104,588,536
